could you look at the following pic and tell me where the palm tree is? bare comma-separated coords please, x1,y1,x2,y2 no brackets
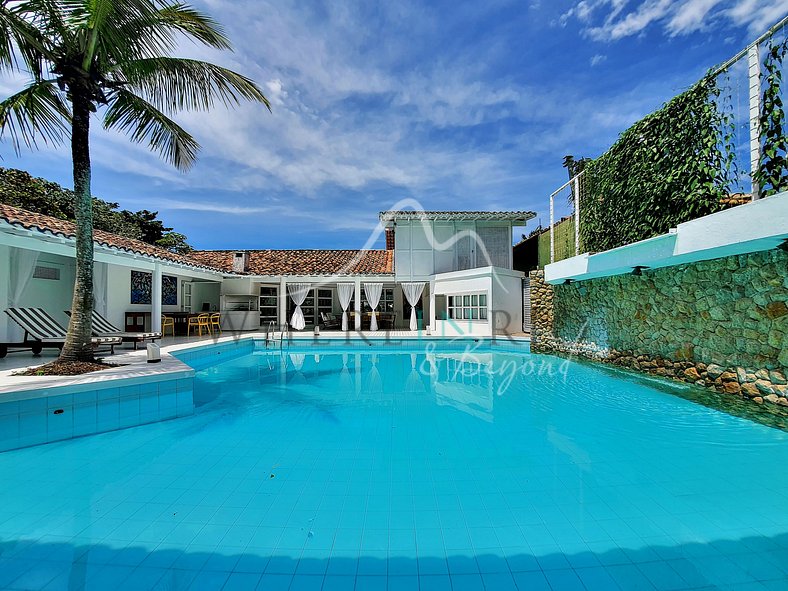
0,0,269,362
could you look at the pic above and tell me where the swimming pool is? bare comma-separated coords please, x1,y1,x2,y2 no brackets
1,339,787,590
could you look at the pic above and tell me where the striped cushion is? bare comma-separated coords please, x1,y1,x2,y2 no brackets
5,308,66,340
90,312,160,339
91,310,122,334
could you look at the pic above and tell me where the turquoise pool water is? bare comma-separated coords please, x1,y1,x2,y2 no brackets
1,341,787,590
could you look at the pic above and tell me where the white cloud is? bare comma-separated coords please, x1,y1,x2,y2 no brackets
588,0,674,41
725,0,788,33
590,53,607,66
58,0,568,203
561,0,788,41
668,0,725,35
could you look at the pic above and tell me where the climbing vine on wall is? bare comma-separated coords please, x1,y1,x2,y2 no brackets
578,76,736,253
755,37,788,197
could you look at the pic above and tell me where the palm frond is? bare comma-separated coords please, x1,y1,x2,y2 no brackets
0,79,71,153
156,3,231,50
115,56,271,113
84,0,171,68
13,0,76,50
0,2,53,76
103,87,199,170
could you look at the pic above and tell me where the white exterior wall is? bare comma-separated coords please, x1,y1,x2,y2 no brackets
433,273,493,337
105,265,220,329
491,270,524,334
191,282,221,312
0,244,9,341
10,252,75,340
432,266,524,337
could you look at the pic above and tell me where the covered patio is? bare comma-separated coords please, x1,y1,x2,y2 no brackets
0,204,225,353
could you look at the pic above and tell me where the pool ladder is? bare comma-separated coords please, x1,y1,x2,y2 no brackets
264,321,289,351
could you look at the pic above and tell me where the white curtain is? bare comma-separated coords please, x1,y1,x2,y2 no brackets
93,261,108,316
339,353,353,392
402,282,426,331
289,352,305,371
287,282,311,330
363,282,383,331
337,282,354,331
364,353,383,393
406,352,424,393
8,248,39,341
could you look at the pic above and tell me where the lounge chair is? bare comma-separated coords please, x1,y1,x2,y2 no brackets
320,312,341,329
1,308,122,358
68,310,161,350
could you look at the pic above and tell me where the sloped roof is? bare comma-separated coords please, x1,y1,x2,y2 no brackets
380,210,535,223
0,202,224,273
189,249,394,276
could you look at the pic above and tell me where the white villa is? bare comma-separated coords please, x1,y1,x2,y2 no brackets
0,203,534,350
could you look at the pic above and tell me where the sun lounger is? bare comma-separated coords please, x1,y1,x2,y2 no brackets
320,312,341,329
66,310,162,350
1,308,121,358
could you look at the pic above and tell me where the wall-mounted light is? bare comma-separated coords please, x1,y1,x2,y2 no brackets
563,279,573,285
631,266,649,276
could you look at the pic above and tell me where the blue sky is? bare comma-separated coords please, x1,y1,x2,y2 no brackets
1,0,787,250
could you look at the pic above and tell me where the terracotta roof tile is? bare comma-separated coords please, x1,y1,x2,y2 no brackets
189,249,394,276
380,210,535,222
1,202,394,276
0,202,223,272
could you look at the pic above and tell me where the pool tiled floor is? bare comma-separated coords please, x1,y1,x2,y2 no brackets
0,347,787,590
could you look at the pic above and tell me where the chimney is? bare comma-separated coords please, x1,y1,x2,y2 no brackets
385,227,395,250
232,251,249,273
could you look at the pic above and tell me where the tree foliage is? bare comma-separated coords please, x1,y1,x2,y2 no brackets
578,76,736,253
0,167,192,253
755,37,788,197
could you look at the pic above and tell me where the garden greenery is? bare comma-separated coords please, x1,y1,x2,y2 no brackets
578,76,736,253
755,37,788,197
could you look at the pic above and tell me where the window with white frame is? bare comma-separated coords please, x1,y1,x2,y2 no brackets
447,293,487,321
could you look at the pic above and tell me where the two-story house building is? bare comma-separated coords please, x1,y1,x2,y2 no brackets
380,210,534,336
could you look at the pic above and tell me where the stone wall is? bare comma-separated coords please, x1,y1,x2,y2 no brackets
530,249,788,406
529,270,554,349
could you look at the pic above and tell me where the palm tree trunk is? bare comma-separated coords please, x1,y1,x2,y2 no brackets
59,92,94,363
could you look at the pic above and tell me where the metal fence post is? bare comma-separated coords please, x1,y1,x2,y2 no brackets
549,193,555,264
748,43,762,200
573,174,580,255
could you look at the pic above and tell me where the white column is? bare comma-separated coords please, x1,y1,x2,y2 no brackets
748,43,762,201
278,276,287,329
354,352,361,395
0,244,10,341
429,279,436,333
151,263,162,332
354,278,362,330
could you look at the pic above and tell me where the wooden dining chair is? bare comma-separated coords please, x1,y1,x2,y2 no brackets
161,315,175,337
210,313,221,334
188,313,212,336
